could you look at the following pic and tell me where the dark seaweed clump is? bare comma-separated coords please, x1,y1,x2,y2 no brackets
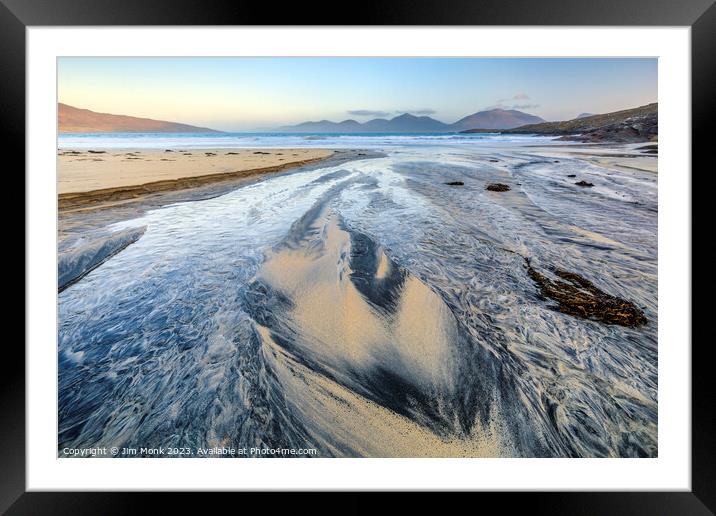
445,181,464,186
486,183,510,192
526,262,647,327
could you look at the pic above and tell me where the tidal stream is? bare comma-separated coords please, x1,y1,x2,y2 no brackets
58,141,658,457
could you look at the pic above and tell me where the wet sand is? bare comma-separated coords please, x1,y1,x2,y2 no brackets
253,206,506,456
526,142,658,174
58,149,382,276
58,148,334,210
58,140,657,458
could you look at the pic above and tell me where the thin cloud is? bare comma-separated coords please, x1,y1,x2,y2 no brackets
348,108,438,118
497,93,530,103
347,109,391,117
397,108,437,116
487,93,539,111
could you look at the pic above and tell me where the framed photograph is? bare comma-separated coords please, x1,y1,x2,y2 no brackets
9,0,714,510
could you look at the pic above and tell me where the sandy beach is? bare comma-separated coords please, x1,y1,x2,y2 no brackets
50,52,665,466
58,138,658,458
58,148,334,209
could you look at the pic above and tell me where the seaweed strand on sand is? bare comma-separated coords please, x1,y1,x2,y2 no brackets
525,259,647,327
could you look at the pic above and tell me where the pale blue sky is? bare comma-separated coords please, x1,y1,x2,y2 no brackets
58,57,657,131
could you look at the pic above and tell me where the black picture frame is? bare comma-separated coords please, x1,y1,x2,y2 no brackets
6,0,714,512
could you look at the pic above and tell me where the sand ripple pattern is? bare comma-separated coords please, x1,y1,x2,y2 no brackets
58,144,657,457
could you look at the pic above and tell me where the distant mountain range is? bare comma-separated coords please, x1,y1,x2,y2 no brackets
575,112,595,119
58,103,221,133
279,108,545,133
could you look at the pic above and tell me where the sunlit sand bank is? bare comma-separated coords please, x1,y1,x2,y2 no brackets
57,148,334,210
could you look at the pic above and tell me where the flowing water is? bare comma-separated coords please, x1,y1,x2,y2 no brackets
58,136,658,457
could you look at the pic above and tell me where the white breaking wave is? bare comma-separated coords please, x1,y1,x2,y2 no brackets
57,132,559,150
